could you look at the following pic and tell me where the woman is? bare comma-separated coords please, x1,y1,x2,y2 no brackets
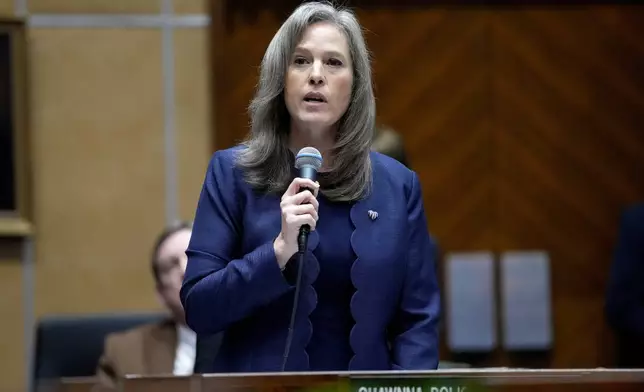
181,1,440,372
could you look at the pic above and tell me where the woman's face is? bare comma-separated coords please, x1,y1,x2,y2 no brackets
285,22,353,135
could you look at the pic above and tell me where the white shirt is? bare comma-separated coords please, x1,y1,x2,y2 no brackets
173,324,197,375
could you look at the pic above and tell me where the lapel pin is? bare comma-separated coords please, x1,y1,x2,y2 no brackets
368,210,378,221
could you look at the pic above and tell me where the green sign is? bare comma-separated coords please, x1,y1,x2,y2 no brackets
349,378,487,392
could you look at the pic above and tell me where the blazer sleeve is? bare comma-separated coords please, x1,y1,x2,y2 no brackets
390,171,441,370
605,206,644,336
93,335,119,392
180,151,294,335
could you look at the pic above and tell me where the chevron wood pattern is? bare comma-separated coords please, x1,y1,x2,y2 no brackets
491,7,644,367
211,3,644,368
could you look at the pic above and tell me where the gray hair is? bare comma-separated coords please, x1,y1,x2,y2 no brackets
235,1,375,202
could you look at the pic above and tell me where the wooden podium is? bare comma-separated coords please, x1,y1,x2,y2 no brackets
112,369,644,392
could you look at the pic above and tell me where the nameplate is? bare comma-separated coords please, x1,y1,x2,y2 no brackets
348,378,486,392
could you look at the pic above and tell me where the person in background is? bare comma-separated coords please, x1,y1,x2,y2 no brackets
372,125,410,168
605,203,644,367
181,1,440,373
95,221,221,390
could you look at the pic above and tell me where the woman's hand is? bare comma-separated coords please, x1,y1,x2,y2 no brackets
273,178,320,269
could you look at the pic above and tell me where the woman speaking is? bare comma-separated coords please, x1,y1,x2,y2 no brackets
180,1,441,372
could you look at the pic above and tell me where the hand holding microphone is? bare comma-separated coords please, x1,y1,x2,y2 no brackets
273,147,323,269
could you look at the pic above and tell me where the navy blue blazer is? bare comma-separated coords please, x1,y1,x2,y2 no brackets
180,146,441,372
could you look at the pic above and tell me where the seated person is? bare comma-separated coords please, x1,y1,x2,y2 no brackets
372,125,410,168
95,221,221,390
606,203,644,367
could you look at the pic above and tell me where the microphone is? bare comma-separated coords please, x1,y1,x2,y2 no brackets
294,147,323,254
281,146,322,372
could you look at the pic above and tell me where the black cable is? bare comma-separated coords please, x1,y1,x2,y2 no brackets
281,249,306,371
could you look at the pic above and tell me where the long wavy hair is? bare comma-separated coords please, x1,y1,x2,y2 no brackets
235,1,376,202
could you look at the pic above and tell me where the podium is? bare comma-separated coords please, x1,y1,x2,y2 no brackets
117,369,644,392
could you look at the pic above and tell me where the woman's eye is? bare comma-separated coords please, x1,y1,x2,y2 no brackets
328,58,343,66
294,57,308,65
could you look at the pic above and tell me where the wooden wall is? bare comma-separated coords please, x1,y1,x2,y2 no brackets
210,1,644,368
0,1,212,390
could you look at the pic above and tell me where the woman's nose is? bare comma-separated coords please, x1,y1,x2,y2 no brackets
309,62,324,85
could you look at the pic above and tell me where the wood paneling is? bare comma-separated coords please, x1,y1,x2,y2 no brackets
211,2,644,368
493,9,644,366
30,28,166,315
173,0,209,14
0,0,13,15
213,9,280,150
175,28,213,221
0,240,25,391
29,0,160,14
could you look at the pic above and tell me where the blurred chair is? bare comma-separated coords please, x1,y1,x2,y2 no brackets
32,312,166,386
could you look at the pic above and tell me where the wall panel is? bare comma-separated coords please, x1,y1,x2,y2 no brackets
0,1,215,390
0,241,25,391
29,0,160,14
175,28,213,221
493,8,644,366
30,28,166,315
0,0,13,15
174,0,208,14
